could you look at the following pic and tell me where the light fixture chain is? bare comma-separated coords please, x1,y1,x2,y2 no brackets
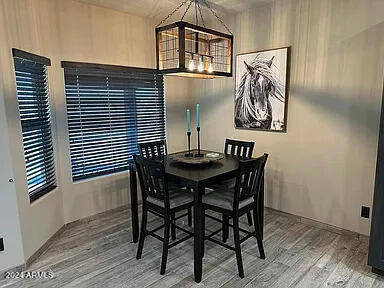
181,0,193,21
201,0,233,35
197,0,206,28
156,0,189,27
195,0,199,25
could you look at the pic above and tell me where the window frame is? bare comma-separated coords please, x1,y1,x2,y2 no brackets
12,48,57,202
61,61,166,182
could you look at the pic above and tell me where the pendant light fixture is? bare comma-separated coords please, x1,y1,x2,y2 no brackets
188,54,195,71
155,0,233,79
197,56,204,72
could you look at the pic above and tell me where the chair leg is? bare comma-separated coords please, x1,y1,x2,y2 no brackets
136,206,148,259
256,237,265,260
222,215,229,243
171,213,176,240
160,216,171,275
233,216,245,278
188,207,192,227
246,211,253,226
202,209,205,258
253,208,265,259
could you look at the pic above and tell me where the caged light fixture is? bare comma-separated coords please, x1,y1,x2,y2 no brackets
189,54,195,71
197,56,204,72
155,0,233,79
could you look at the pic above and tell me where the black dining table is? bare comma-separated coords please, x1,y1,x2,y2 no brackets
129,150,265,283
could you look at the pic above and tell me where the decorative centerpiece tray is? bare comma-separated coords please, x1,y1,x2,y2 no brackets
169,150,224,165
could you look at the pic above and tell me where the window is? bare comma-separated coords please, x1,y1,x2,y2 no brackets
13,49,56,202
62,62,166,181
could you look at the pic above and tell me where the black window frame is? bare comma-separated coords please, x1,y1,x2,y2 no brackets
13,48,57,202
62,61,166,182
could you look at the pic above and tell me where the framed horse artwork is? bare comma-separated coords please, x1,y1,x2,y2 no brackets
235,47,291,132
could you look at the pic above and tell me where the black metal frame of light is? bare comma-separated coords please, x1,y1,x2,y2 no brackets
155,21,233,78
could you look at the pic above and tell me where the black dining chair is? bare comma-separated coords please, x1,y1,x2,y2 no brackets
202,154,268,278
225,139,254,227
215,139,255,231
138,140,168,159
224,139,255,159
134,155,194,275
138,140,192,239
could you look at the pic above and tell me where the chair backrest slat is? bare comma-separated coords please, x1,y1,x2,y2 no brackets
230,143,236,155
224,139,255,159
236,146,242,157
138,140,167,159
134,155,170,209
233,153,268,210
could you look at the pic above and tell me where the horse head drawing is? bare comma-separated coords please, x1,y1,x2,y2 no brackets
235,55,284,130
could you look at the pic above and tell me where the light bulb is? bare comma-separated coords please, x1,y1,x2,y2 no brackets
188,59,195,71
208,62,213,73
198,58,204,72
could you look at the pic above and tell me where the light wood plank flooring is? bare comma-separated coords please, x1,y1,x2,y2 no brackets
1,207,383,288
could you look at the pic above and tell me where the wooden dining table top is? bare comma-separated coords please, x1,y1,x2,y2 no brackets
164,150,240,185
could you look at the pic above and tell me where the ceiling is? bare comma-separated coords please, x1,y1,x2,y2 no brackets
75,0,274,19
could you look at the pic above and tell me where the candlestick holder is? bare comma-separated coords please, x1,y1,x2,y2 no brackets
185,131,193,157
194,126,204,158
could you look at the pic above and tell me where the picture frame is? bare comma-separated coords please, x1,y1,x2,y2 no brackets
234,46,291,132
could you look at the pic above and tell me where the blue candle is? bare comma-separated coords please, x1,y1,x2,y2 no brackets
187,109,191,132
196,103,200,127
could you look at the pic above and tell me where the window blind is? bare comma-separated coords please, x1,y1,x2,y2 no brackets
62,62,166,181
13,49,56,202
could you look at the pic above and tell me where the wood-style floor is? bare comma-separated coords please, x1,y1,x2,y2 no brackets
1,207,384,288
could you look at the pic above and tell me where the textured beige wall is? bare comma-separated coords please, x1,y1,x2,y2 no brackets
0,0,189,261
0,0,66,264
0,74,25,272
1,0,382,268
195,0,384,235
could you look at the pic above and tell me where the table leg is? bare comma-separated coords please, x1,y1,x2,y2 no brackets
130,166,139,243
193,183,204,283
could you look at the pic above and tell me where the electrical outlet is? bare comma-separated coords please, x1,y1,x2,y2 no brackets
361,206,370,219
0,238,4,251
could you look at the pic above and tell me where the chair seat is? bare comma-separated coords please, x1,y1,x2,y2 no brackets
147,188,193,208
202,188,254,211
